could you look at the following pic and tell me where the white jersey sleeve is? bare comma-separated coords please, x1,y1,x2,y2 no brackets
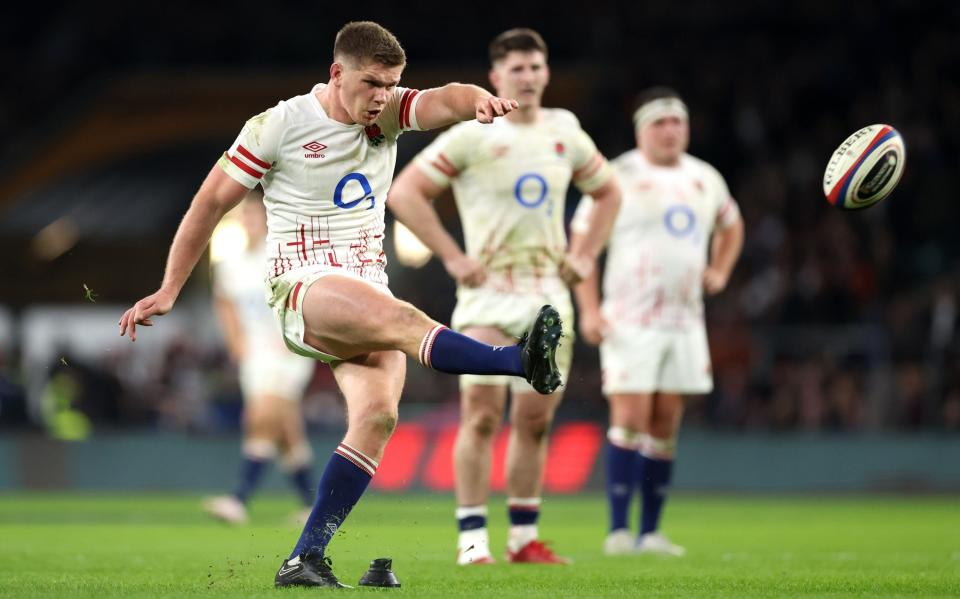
381,87,424,135
412,122,475,188
218,106,285,189
568,127,613,194
708,166,740,229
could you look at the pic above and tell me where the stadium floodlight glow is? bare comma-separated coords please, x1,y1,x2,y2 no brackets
32,217,79,261
393,220,432,268
210,220,248,264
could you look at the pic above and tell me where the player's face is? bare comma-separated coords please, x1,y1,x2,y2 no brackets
332,59,404,126
489,50,549,109
639,115,689,165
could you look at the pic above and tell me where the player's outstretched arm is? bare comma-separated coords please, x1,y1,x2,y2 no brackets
414,83,518,130
212,294,246,363
389,165,485,287
571,230,608,346
703,215,744,295
561,177,622,285
119,166,249,341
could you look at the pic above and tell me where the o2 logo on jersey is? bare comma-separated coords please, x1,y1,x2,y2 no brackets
514,173,552,215
663,204,697,238
334,173,375,210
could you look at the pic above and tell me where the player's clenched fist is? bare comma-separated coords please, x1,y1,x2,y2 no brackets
475,96,519,124
578,308,608,346
119,287,177,341
443,254,487,288
560,252,594,286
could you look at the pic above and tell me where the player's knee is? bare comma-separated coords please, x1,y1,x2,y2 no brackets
514,411,553,443
361,405,398,440
649,416,680,440
466,411,500,439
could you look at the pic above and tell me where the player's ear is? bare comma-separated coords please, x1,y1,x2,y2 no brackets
488,67,499,92
330,62,343,87
543,64,551,87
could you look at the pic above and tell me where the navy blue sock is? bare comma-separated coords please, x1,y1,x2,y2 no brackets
233,456,269,504
288,466,314,507
456,508,487,531
421,326,523,376
289,444,376,558
508,500,540,526
638,454,673,535
606,442,638,531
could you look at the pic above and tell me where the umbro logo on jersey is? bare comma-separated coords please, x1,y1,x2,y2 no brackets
555,142,565,155
303,141,327,158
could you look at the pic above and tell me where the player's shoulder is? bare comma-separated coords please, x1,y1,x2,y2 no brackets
610,148,643,172
681,153,726,181
542,107,582,130
251,85,323,129
428,119,486,146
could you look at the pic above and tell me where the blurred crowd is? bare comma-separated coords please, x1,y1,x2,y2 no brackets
1,1,959,434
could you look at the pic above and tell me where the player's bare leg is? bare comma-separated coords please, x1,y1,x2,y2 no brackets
276,399,315,521
603,393,652,554
454,388,506,563
299,276,562,393
504,388,570,564
280,350,405,588
452,326,510,564
204,393,286,525
635,392,686,556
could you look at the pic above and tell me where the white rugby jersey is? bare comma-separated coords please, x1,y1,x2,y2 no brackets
412,109,612,294
572,150,740,330
213,245,288,355
218,84,423,285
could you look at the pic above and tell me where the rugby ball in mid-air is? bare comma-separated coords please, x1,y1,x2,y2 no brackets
823,124,906,210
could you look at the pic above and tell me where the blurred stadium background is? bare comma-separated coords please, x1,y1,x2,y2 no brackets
1,1,959,498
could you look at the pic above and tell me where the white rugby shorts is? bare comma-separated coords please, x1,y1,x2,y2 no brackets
268,267,394,363
600,324,713,395
451,286,574,394
239,349,314,401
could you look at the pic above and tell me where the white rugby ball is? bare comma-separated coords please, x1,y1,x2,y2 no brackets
823,124,906,210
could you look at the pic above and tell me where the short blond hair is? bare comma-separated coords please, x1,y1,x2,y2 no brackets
334,21,406,67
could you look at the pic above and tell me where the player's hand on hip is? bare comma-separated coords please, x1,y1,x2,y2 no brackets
444,254,487,288
560,252,594,286
702,267,729,295
475,97,519,124
119,288,177,342
579,309,608,346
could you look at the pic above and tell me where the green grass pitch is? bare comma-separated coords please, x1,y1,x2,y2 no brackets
0,493,957,598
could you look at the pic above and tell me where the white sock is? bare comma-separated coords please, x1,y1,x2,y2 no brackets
458,527,491,556
507,525,538,553
456,505,491,556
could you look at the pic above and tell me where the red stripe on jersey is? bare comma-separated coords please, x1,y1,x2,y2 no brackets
430,159,456,177
436,153,459,176
398,90,412,128
237,145,271,169
402,90,419,129
573,154,602,180
227,153,263,178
